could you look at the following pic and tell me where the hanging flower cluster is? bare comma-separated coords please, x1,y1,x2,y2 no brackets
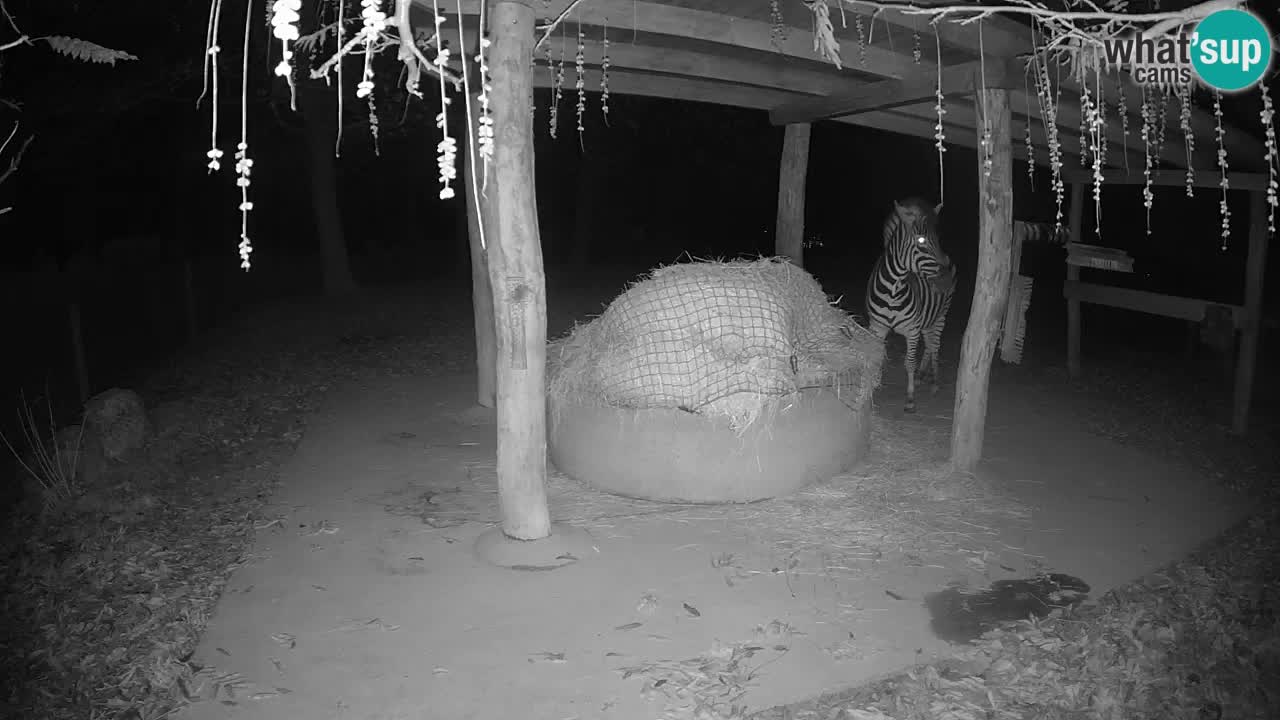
854,13,867,67
1177,84,1195,197
978,23,992,178
270,0,301,108
1116,81,1130,172
600,19,611,123
549,24,566,139
431,1,455,200
769,0,786,51
201,0,225,172
357,0,387,99
476,34,495,173
575,21,586,144
1213,91,1230,248
1032,42,1064,228
1262,86,1278,234
235,141,254,269
933,32,946,203
912,30,921,64
1140,86,1155,233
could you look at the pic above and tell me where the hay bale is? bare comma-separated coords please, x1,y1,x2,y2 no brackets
548,258,884,431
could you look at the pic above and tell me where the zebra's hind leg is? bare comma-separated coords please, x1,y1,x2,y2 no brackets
922,335,942,395
903,333,921,413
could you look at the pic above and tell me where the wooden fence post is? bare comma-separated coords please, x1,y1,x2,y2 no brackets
775,123,811,266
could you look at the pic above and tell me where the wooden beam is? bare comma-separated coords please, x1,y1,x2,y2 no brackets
450,0,923,82
951,87,1013,473
1232,191,1270,434
775,123,810,266
1066,182,1085,379
486,0,551,542
1064,280,1243,324
769,58,1023,125
1060,166,1271,192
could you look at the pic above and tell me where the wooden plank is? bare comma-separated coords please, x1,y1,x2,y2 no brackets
769,58,1022,125
1059,166,1270,192
1063,280,1245,325
1066,182,1084,378
951,87,1013,473
1232,191,1269,434
775,123,810,265
486,0,551,542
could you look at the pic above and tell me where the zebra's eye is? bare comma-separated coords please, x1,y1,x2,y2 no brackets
916,236,926,244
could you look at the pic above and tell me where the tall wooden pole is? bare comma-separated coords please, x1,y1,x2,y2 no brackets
775,123,811,266
950,89,1013,473
463,52,497,409
486,0,551,540
1231,191,1269,434
1066,182,1085,378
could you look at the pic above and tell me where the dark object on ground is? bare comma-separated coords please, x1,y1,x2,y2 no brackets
925,573,1092,644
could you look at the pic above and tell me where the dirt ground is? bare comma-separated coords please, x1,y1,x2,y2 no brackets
173,357,1253,720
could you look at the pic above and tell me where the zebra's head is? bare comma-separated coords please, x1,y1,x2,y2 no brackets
885,198,951,279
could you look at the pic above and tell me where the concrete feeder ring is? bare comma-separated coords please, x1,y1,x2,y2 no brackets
547,387,872,504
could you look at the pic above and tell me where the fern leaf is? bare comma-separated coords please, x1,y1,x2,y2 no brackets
42,36,138,66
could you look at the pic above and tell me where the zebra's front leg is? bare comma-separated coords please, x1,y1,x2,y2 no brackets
903,334,921,413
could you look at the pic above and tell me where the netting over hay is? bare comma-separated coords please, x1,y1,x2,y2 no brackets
548,258,885,431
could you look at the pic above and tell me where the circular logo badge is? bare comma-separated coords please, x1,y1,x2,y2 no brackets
1191,9,1273,92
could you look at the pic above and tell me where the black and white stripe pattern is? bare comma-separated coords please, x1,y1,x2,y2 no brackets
864,198,956,413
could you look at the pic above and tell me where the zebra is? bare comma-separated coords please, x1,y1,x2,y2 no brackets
864,198,957,413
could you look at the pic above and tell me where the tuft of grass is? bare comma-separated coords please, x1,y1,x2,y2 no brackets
0,391,83,510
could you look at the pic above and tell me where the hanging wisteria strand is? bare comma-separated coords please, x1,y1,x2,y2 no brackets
1078,78,1092,168
270,0,301,110
932,28,946,204
549,22,566,139
978,22,992,178
1153,87,1169,167
235,0,254,270
1116,78,1129,174
431,0,456,199
1088,66,1104,236
1213,91,1230,249
475,29,494,188
1140,85,1155,234
201,0,225,173
1031,31,1065,229
769,0,785,50
356,0,386,100
453,0,488,251
575,19,586,147
854,12,867,66
600,18,611,124
912,29,921,64
1024,68,1034,190
1262,86,1278,234
541,40,555,137
1178,84,1195,197
334,0,345,154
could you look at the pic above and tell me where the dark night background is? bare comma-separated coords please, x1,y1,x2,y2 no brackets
0,0,1278,482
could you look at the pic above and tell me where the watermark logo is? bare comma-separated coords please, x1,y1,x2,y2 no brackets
1100,8,1273,92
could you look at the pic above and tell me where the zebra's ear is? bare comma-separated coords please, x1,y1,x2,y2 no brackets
934,203,944,216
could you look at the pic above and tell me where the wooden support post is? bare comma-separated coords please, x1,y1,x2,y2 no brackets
1231,191,1269,434
462,57,497,409
1066,182,1085,378
950,88,1013,473
775,123,810,266
485,0,551,541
